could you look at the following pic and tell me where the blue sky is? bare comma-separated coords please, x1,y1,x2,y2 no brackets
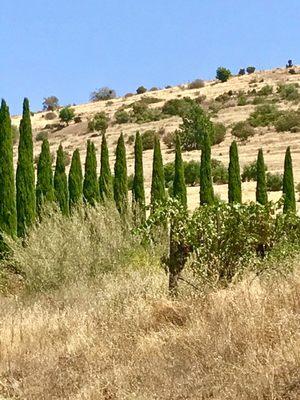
1,0,299,115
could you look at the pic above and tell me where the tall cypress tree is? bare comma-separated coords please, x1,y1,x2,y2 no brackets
283,146,296,213
256,148,268,205
173,134,187,207
36,138,54,215
150,135,166,211
200,131,214,205
228,141,242,203
54,144,69,216
114,133,128,215
68,149,83,210
132,131,146,222
99,133,113,202
83,140,99,206
0,100,17,237
16,98,36,237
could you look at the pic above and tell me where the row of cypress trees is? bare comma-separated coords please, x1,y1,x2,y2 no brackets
0,98,297,242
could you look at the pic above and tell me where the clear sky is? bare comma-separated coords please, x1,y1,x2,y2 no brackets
1,0,299,115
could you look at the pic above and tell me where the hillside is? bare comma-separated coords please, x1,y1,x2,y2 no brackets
12,66,300,209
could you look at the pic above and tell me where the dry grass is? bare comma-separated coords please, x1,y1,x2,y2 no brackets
0,210,299,399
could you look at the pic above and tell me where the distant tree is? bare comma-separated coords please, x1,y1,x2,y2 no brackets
36,139,54,215
216,67,232,82
16,98,36,237
246,66,256,74
286,60,293,68
132,132,146,223
283,146,296,213
59,107,75,126
136,86,147,94
83,140,99,206
0,99,17,238
256,149,268,205
54,144,69,216
114,133,128,215
99,133,113,202
42,96,59,111
150,136,166,211
200,131,214,205
173,134,187,207
88,112,109,133
228,141,241,203
90,87,116,102
238,68,246,76
68,149,83,210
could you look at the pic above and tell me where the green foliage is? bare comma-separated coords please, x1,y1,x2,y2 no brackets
68,149,83,210
257,85,273,96
238,68,246,75
83,140,99,206
162,97,195,117
242,160,268,182
266,172,283,191
228,141,241,203
151,136,166,211
246,66,256,74
0,100,17,237
277,83,300,101
88,112,109,133
99,133,113,202
256,149,268,205
237,95,247,106
16,98,36,237
211,159,228,184
184,160,200,186
114,109,130,124
232,121,255,141
216,67,232,82
43,96,59,111
36,139,54,215
275,110,300,132
136,86,147,94
283,147,296,214
188,79,205,89
114,133,128,215
248,104,281,127
141,130,156,150
173,134,187,207
36,131,48,141
90,87,116,102
132,132,146,223
200,132,214,205
44,112,57,120
213,122,226,144
131,101,162,124
54,144,69,216
59,107,75,125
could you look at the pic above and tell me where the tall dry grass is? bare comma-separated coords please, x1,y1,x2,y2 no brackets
0,208,299,399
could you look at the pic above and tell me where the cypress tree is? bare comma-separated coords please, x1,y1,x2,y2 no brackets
114,133,128,215
173,134,187,207
283,146,296,213
83,140,99,206
228,141,242,203
150,135,166,211
54,144,69,216
132,131,146,222
16,98,36,237
99,133,113,202
68,149,83,210
36,139,54,215
0,100,17,237
200,131,214,205
256,148,268,205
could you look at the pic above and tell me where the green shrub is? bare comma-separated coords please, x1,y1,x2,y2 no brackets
115,109,130,124
213,122,226,144
246,66,256,74
257,85,273,96
266,172,283,191
131,101,162,124
212,159,228,184
136,86,147,95
232,121,255,141
242,161,268,182
237,95,247,106
88,112,109,133
162,97,195,117
59,107,75,125
275,110,300,132
141,130,156,150
140,96,161,105
36,131,48,141
277,83,300,101
238,68,246,75
184,160,200,186
216,67,232,82
188,79,205,89
248,104,281,127
163,131,176,149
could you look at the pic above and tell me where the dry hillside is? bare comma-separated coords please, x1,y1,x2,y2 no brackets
12,66,300,209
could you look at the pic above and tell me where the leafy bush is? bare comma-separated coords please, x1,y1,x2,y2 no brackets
275,110,300,132
90,87,116,102
238,68,246,75
237,95,247,106
213,123,226,144
88,112,109,133
246,66,256,74
45,112,57,120
42,96,59,111
257,85,273,96
248,104,281,127
36,131,48,141
162,97,195,117
115,109,130,124
216,67,232,82
188,79,205,89
141,130,156,150
140,96,161,105
232,121,255,141
266,172,283,191
211,159,228,184
242,161,268,182
163,131,176,149
59,107,75,125
131,101,162,124
136,86,147,95
277,83,300,101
